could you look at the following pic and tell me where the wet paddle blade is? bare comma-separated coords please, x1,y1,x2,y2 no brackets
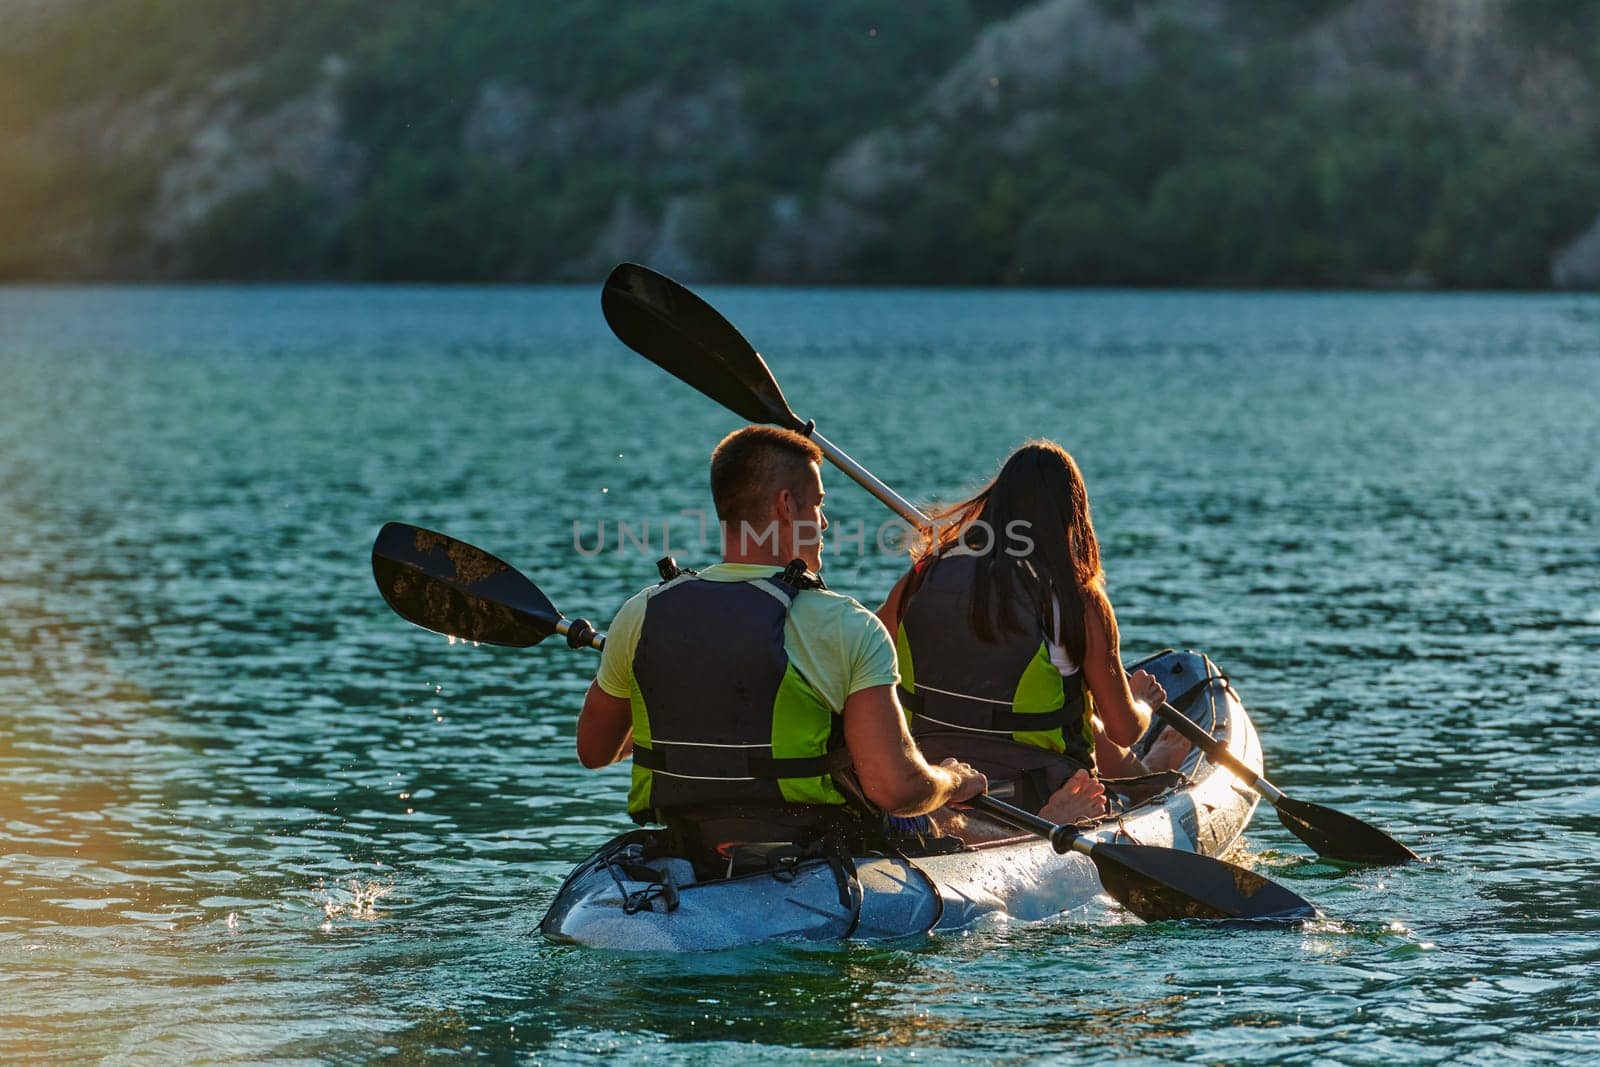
1275,796,1421,866
371,522,559,648
1089,841,1317,923
601,263,805,431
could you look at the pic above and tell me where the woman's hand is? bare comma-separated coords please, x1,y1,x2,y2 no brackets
1128,669,1167,712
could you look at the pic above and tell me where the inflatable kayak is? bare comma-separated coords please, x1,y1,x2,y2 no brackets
539,649,1261,950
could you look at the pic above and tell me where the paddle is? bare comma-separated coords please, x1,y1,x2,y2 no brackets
602,263,928,529
371,522,1317,924
600,260,1420,867
968,795,1314,923
371,521,603,651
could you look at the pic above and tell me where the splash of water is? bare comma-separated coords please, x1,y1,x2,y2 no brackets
317,880,394,933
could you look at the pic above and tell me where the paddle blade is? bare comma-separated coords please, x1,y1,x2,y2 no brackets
1089,842,1316,923
1274,796,1421,866
371,522,560,648
601,263,805,431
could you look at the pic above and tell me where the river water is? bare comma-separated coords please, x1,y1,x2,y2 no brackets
1,286,1596,1063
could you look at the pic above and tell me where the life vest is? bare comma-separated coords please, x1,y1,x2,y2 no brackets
627,561,854,823
896,552,1096,768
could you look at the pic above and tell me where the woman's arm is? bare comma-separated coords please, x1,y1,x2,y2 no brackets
1080,589,1159,748
875,568,913,635
1093,728,1149,777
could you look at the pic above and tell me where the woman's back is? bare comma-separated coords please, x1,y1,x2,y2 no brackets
895,550,1097,767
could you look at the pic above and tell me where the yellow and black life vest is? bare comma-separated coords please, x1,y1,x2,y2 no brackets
627,562,854,822
896,553,1096,768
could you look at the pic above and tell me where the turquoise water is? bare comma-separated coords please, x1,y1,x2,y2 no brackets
1,286,1597,1063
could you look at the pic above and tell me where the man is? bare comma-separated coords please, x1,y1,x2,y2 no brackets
576,425,987,861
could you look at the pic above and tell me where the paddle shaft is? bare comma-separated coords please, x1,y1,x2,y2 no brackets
967,794,1092,856
811,430,931,531
1152,701,1283,802
558,617,606,651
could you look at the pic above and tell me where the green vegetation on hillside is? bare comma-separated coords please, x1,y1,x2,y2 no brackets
853,23,1600,287
327,0,977,280
3,0,1599,286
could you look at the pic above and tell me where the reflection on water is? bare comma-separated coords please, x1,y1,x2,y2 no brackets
1,286,1597,1063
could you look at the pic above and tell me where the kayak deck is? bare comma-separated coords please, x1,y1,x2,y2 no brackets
539,650,1260,950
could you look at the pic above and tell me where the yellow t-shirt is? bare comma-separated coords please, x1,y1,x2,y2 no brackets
595,562,899,711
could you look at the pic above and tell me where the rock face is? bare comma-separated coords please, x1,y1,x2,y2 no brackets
758,0,1158,282
1552,212,1600,288
923,0,1154,118
461,75,750,175
462,82,539,168
1304,0,1598,136
146,57,362,250
754,0,1600,286
21,54,362,273
458,74,750,280
569,193,706,282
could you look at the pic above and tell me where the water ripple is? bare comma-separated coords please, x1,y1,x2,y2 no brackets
2,286,1597,1063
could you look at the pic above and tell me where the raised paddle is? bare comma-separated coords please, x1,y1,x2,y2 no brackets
601,263,928,529
1150,698,1419,864
371,522,1318,924
600,261,1420,867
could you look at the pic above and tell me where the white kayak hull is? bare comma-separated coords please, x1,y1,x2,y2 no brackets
539,650,1261,950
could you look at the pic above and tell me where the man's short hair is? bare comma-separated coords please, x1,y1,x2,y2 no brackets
709,426,824,526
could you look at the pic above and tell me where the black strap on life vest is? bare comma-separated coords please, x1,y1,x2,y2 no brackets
632,743,854,781
898,685,1082,734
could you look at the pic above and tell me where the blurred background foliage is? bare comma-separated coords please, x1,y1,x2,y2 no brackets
2,0,1598,286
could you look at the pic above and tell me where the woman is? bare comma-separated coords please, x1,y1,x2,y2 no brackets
878,441,1189,825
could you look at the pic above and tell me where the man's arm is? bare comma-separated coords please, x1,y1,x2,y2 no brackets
843,684,985,815
575,591,646,769
577,682,633,769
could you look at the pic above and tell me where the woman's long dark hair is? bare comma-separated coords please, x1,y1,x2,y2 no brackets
909,441,1104,665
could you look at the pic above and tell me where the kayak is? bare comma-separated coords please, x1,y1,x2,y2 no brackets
539,649,1261,950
